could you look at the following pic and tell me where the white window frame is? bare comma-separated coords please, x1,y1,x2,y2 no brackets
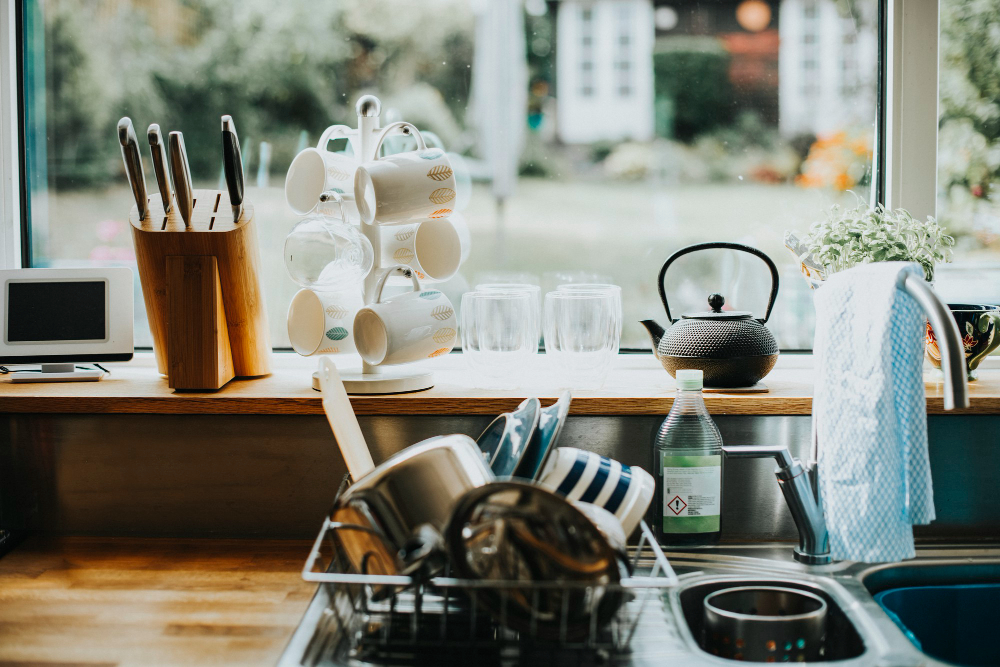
0,0,22,271
883,0,938,219
0,0,942,264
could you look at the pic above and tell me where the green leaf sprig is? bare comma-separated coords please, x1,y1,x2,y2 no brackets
802,204,955,281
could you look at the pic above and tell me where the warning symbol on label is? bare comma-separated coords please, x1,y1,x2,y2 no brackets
668,495,687,515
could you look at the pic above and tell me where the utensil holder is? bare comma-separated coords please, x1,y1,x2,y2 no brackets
130,189,270,390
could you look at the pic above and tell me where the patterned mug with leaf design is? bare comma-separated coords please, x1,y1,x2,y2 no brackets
354,123,457,226
354,266,457,366
925,303,1000,380
286,287,365,357
379,218,465,283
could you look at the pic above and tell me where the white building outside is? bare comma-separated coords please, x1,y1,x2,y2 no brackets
777,0,877,137
556,0,656,144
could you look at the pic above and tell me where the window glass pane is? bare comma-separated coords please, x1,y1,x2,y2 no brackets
21,0,876,351
936,0,1000,308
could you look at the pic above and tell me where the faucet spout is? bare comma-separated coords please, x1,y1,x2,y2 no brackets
902,273,970,410
723,444,831,565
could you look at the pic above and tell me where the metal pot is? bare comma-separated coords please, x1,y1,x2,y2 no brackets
332,434,495,581
702,586,828,662
641,242,780,388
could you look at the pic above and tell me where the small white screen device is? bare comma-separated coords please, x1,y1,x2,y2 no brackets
0,268,134,381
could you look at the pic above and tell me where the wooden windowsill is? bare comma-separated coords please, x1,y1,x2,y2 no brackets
1,352,999,416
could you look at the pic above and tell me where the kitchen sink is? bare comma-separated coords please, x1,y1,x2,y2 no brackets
281,545,1000,666
672,577,867,662
859,560,1000,667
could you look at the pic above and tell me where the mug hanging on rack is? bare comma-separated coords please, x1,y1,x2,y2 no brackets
284,127,359,217
283,191,374,289
378,218,465,283
354,266,457,366
287,287,365,357
354,126,457,226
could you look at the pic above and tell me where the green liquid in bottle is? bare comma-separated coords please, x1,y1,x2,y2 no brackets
654,370,723,546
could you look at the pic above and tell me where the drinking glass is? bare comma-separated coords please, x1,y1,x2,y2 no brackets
542,270,613,295
461,290,537,388
556,283,623,355
544,290,620,388
475,283,542,352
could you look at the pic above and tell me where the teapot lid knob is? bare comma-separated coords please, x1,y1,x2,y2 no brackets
708,293,725,312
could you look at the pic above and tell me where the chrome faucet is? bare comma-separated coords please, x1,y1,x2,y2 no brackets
722,273,970,565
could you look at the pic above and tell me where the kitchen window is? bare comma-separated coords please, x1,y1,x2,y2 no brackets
3,0,989,355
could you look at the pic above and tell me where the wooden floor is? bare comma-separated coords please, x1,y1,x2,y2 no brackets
0,536,315,667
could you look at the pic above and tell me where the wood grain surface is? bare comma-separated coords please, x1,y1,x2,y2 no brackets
0,536,313,667
165,256,235,390
2,352,999,416
130,192,271,379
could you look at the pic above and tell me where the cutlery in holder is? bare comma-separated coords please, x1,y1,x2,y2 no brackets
130,189,270,390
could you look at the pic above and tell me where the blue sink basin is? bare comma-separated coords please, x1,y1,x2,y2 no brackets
874,582,1000,666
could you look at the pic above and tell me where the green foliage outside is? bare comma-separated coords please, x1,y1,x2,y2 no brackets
32,0,473,187
938,0,1000,249
27,0,1000,258
652,37,735,142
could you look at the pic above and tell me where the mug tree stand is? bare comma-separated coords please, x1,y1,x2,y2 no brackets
309,96,436,395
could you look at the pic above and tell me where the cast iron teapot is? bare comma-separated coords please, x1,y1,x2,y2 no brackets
641,242,779,388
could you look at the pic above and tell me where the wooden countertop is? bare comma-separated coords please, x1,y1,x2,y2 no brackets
2,352,999,416
0,536,314,667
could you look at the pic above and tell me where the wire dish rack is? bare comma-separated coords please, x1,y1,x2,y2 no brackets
297,508,679,667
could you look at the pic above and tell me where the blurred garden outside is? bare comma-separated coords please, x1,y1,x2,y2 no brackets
20,0,1000,350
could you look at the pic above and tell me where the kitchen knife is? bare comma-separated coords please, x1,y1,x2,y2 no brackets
221,115,244,223
168,131,193,229
117,117,148,220
147,124,173,213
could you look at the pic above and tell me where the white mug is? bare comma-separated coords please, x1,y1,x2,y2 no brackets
354,267,457,366
354,123,457,225
285,127,359,216
379,218,465,283
537,447,655,537
287,287,364,357
450,213,472,263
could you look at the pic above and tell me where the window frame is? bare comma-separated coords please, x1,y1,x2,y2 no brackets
0,0,23,271
0,0,941,345
882,0,938,220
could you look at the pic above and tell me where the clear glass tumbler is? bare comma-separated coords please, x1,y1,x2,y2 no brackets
461,290,537,388
556,283,623,355
474,283,542,352
544,290,620,388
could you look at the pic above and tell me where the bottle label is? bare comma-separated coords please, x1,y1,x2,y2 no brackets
661,454,721,534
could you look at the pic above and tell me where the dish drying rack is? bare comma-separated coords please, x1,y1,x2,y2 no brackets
295,495,679,666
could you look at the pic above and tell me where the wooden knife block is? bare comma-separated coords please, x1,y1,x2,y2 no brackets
130,189,271,390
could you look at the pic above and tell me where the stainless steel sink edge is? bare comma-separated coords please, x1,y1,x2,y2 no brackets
278,544,1000,666
667,572,889,666
664,544,1000,667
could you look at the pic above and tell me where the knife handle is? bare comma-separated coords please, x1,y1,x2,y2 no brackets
168,131,194,228
221,115,244,222
147,124,173,213
117,118,148,220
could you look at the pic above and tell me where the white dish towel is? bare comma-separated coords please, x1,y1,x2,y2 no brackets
812,262,935,563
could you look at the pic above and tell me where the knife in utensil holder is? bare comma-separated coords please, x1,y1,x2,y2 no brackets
129,189,271,390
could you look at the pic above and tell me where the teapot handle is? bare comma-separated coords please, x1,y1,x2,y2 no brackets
658,242,780,324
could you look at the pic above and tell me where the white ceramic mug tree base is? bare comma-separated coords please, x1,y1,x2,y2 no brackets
311,368,434,394
300,96,442,394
